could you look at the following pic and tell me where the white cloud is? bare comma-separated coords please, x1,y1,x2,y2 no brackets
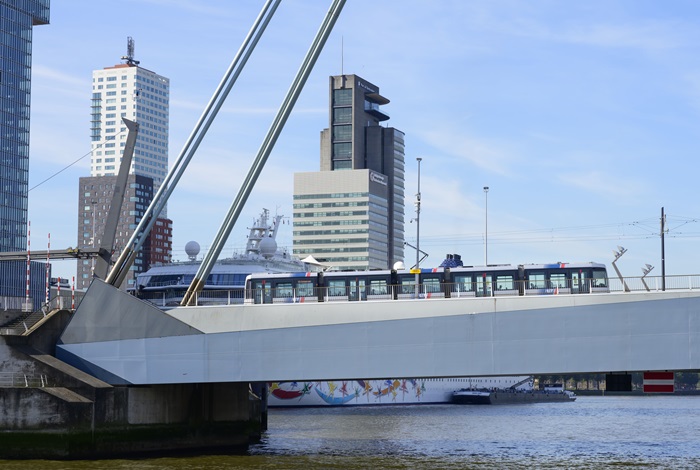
418,127,519,177
32,64,88,88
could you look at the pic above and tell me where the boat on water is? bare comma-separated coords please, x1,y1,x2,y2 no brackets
452,385,576,405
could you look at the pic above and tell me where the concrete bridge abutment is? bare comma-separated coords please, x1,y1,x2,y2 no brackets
0,309,264,459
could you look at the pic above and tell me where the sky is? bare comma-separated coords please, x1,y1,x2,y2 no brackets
27,0,700,283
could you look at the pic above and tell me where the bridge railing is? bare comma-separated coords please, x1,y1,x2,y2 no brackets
137,288,246,308
608,274,700,292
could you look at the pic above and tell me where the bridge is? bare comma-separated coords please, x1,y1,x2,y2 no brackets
55,276,700,385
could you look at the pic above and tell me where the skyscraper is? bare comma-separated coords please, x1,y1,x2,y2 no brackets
90,39,169,187
77,40,172,289
0,1,50,307
293,74,405,270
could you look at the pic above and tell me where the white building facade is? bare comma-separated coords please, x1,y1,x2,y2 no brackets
90,63,169,187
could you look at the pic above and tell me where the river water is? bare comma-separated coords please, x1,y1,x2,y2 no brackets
2,395,699,469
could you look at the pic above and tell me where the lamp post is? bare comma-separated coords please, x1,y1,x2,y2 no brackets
641,264,654,292
483,186,489,266
414,157,422,297
611,246,630,292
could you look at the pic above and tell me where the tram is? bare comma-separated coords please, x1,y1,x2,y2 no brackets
244,262,609,304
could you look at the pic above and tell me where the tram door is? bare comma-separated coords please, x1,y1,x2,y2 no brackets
251,280,272,304
477,272,493,297
349,278,366,301
572,270,590,294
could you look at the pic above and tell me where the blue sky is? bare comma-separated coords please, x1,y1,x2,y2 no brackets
28,0,700,282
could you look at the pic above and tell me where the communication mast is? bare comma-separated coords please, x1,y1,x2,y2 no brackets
121,36,140,65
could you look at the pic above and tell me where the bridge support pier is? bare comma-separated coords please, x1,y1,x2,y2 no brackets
0,381,263,459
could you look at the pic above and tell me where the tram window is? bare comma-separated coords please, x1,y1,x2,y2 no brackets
369,279,387,295
297,280,314,297
550,273,567,288
400,278,416,294
423,278,441,293
276,282,293,298
495,275,514,291
592,270,608,287
528,272,546,289
454,275,474,292
328,279,347,297
252,281,265,292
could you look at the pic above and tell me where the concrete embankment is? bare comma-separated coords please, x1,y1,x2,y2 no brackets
0,309,264,459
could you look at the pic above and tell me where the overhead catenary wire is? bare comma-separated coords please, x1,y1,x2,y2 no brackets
28,130,128,192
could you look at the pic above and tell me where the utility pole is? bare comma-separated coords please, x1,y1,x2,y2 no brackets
483,186,489,265
414,157,422,298
661,207,666,291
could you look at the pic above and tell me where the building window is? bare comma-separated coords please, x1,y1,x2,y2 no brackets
332,107,351,124
332,160,352,170
333,89,352,106
332,125,351,141
333,142,351,159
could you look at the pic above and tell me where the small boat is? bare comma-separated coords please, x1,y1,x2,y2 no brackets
452,386,576,405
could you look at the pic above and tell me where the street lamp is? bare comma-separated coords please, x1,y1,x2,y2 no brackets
414,157,422,297
611,246,630,292
641,263,654,292
483,186,489,266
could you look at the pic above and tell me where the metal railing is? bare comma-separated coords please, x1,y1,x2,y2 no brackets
137,288,246,308
0,292,85,336
0,372,51,388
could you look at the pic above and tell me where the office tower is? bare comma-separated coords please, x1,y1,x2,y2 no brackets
293,74,405,270
0,1,50,308
77,41,172,289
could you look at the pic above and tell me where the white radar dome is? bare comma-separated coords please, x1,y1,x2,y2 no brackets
259,236,277,259
393,261,406,270
185,241,201,261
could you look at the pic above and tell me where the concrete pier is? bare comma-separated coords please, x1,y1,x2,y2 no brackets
0,309,264,459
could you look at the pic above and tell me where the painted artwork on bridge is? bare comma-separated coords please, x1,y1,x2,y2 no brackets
268,379,431,407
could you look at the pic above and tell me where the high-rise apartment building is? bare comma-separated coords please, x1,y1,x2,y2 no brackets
90,44,169,187
77,43,172,289
0,1,50,308
76,175,172,290
293,75,405,270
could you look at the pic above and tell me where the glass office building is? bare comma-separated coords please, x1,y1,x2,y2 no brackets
0,1,50,306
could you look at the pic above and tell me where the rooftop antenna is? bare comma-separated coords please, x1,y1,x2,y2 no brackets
121,36,140,66
341,35,344,76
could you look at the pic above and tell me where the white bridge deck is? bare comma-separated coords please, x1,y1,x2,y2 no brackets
56,276,700,385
